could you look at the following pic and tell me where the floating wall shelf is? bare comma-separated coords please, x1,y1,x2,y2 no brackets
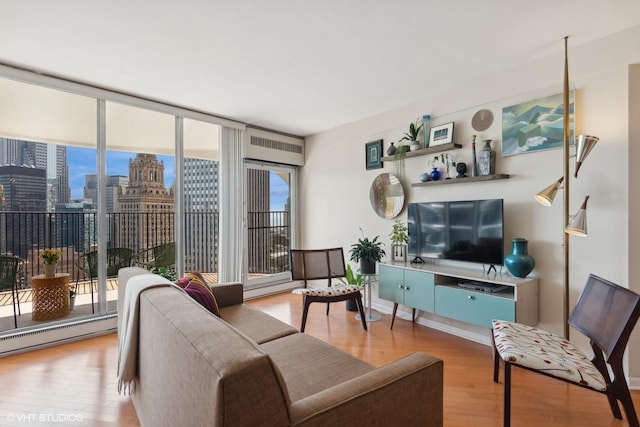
381,142,462,162
411,174,511,187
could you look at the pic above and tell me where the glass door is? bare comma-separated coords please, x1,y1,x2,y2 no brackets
244,161,296,288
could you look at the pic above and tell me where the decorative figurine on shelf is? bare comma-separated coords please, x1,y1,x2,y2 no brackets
418,172,432,182
470,135,479,177
387,142,397,156
440,153,456,179
477,139,496,176
456,162,467,178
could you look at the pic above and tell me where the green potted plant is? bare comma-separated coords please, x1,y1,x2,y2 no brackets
389,220,409,262
339,264,364,312
349,228,386,274
400,117,423,151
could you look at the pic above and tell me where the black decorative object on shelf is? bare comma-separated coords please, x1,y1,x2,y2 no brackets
456,162,467,178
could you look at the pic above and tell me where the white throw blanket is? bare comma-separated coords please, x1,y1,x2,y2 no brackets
117,274,182,395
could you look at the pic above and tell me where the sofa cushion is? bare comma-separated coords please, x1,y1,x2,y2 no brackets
220,304,298,344
261,332,374,402
178,272,220,316
184,282,220,316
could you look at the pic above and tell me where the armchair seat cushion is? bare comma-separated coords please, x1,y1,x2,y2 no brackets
492,319,606,390
292,285,361,297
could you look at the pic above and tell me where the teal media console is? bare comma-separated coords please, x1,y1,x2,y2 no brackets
378,262,539,329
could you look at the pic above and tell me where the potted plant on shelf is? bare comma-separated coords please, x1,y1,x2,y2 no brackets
349,228,386,274
339,264,364,312
40,248,62,277
389,220,409,262
400,117,423,152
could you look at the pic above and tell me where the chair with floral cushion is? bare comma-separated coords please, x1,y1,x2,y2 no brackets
290,248,367,332
492,274,640,427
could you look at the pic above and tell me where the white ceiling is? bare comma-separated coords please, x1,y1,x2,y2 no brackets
2,1,640,137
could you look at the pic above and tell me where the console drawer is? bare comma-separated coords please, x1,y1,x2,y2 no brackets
435,286,515,328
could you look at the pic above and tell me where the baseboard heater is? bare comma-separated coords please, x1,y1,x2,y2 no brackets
0,315,117,357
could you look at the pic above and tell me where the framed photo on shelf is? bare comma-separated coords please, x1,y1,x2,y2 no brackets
429,122,454,147
365,139,383,170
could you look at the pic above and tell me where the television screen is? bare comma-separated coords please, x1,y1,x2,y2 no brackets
408,199,504,266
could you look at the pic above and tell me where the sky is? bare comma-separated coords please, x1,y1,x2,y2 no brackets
66,147,289,211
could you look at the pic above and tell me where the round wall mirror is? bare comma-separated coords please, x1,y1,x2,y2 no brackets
369,173,405,219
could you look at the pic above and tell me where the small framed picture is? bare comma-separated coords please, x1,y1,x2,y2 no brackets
429,122,455,147
365,139,383,170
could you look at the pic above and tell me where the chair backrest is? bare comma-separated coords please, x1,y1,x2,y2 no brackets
152,242,176,268
82,248,134,278
569,274,640,364
290,248,347,286
0,256,20,292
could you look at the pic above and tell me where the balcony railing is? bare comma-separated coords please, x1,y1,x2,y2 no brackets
0,210,290,288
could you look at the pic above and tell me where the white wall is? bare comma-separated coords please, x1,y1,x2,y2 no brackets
301,26,640,367
629,63,640,381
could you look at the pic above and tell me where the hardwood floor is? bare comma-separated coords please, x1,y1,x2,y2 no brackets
0,291,638,426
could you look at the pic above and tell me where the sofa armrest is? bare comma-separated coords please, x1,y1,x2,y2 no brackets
289,352,443,427
210,282,244,308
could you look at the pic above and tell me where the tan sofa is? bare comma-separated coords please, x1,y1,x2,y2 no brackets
118,267,443,426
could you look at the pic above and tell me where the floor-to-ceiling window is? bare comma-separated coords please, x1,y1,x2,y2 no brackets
0,71,232,351
183,118,220,283
0,66,297,353
0,76,97,334
245,161,296,288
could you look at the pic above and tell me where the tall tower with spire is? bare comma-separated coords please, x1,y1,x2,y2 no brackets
116,154,174,251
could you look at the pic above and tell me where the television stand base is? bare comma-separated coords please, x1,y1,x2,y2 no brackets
410,256,425,264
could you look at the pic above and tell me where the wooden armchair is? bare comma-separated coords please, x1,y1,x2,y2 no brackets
492,274,640,427
290,248,367,332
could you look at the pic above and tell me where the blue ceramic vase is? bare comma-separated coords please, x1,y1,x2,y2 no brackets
505,238,535,278
430,167,441,181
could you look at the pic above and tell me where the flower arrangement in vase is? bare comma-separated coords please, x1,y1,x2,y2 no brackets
40,248,62,277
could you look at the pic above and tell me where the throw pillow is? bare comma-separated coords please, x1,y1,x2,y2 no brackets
179,272,220,316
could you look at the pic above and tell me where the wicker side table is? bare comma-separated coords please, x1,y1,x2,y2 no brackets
32,273,70,321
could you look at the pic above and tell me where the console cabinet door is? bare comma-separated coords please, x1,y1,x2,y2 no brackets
435,286,515,328
378,265,405,304
404,269,435,313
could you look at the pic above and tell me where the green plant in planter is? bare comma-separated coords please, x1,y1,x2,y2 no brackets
400,117,423,144
349,228,385,274
389,220,409,262
390,220,409,245
339,264,364,312
338,264,364,287
151,266,177,281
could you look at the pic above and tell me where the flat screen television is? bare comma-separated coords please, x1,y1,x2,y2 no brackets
407,199,504,267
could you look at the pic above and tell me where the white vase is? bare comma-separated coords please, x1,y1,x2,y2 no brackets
44,263,57,277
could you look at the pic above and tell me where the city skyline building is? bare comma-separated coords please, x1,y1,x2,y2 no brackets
0,165,47,257
116,153,174,251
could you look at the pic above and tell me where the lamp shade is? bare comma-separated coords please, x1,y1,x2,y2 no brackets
574,135,599,178
535,177,564,206
565,196,590,236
